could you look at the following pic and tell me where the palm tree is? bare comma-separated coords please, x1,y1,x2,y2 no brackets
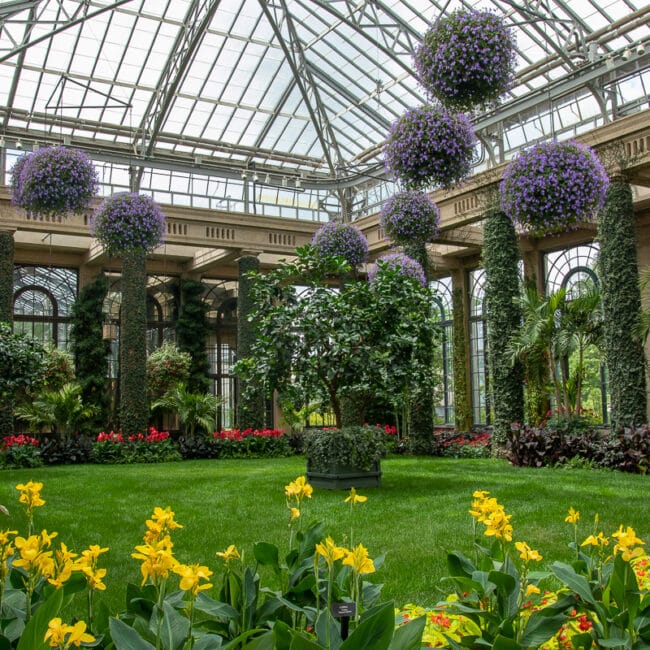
151,384,223,437
14,382,98,439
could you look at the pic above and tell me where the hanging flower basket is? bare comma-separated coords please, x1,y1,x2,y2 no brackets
368,253,427,287
11,146,98,217
384,105,475,190
91,192,166,256
311,221,369,267
379,190,440,246
414,9,516,112
500,141,609,237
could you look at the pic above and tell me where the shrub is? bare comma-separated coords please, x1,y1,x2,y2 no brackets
311,222,369,267
90,192,165,256
146,342,191,399
40,344,74,391
500,140,609,237
379,190,440,246
368,253,426,287
433,429,492,458
384,105,475,190
414,8,516,111
11,146,98,216
303,426,387,472
38,435,93,466
594,424,650,474
0,434,41,468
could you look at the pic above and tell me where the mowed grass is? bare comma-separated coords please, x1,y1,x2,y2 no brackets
2,456,649,617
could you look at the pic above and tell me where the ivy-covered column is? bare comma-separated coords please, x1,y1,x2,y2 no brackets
597,179,647,429
120,250,148,435
0,230,15,435
0,229,15,324
483,208,524,444
451,268,473,431
404,241,435,454
177,279,210,393
237,253,265,430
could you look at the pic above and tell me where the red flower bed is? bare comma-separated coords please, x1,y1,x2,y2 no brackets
2,434,39,449
213,428,284,441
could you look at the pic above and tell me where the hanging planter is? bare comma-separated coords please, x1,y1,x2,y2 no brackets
500,141,609,237
384,105,475,190
311,221,369,268
414,9,516,112
368,253,426,287
379,190,440,246
90,192,166,256
11,146,98,217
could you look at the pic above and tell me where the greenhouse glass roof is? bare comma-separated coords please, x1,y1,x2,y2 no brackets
0,0,648,219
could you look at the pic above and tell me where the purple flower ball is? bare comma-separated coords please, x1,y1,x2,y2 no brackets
311,221,369,267
12,146,98,216
384,105,476,190
414,8,516,111
380,190,440,246
368,253,427,287
91,192,166,256
500,141,609,237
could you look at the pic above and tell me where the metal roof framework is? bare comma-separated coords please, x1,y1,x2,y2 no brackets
0,0,648,219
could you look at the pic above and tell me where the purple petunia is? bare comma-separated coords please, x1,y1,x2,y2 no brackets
311,221,369,267
91,192,166,256
499,140,609,237
414,8,516,112
368,253,427,287
10,146,98,217
380,190,440,246
384,105,476,190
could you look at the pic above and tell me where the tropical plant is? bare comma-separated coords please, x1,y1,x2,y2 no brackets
311,221,369,268
414,8,516,111
384,104,475,190
10,146,98,217
146,341,191,399
14,382,98,440
151,383,223,437
40,345,74,392
379,190,440,246
500,140,609,237
236,246,438,430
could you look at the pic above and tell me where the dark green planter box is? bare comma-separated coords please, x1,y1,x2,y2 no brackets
306,461,381,490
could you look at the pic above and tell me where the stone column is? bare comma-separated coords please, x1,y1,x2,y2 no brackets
451,267,473,431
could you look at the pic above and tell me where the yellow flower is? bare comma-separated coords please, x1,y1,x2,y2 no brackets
291,508,300,520
342,544,375,575
0,529,17,545
66,620,95,647
13,531,56,574
515,541,543,562
344,487,368,505
16,481,45,511
81,566,107,591
285,476,313,500
132,537,178,586
144,506,183,543
565,507,580,524
174,563,213,595
44,618,67,647
47,543,78,589
483,509,513,542
526,584,541,597
472,490,490,499
612,525,645,561
315,536,346,568
216,544,240,562
581,532,609,547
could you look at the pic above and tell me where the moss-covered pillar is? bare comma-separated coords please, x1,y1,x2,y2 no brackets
598,179,647,429
451,267,473,431
237,252,265,430
0,229,15,435
483,209,524,444
119,250,148,435
0,229,15,324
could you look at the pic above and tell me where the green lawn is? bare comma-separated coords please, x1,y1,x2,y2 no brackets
2,456,649,617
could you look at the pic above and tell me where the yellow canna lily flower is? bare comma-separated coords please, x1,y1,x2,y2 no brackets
44,617,67,647
66,620,96,647
174,563,214,595
342,544,375,575
216,544,240,562
344,487,368,505
515,541,543,562
526,584,541,597
16,481,45,511
565,507,580,524
0,530,17,545
612,525,645,560
581,532,609,547
285,476,313,500
315,536,346,568
291,507,300,520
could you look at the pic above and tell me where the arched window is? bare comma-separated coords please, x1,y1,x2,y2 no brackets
13,266,77,349
544,244,607,422
430,277,454,425
469,268,489,426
